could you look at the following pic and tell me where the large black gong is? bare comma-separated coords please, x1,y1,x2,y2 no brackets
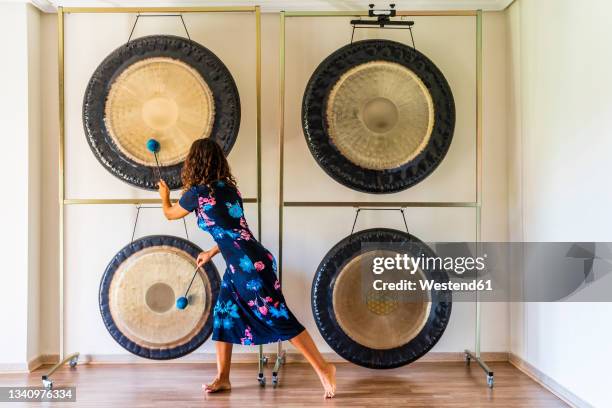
84,35,241,190
99,235,221,359
312,228,452,369
302,40,455,194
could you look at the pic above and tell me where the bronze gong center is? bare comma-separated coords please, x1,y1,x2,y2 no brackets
332,250,432,350
326,61,435,171
105,57,215,167
145,282,175,313
362,97,400,133
142,97,180,131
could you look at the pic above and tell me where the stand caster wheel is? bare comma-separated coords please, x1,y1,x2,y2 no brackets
258,373,266,387
465,353,471,366
487,374,494,388
42,378,53,390
69,358,78,368
272,373,279,388
260,356,269,366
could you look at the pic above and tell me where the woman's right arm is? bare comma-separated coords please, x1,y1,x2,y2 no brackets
196,245,220,266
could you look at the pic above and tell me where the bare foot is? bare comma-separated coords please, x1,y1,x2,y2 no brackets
202,377,231,393
318,364,336,399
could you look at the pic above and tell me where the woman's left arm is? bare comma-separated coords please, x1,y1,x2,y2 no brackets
158,179,190,220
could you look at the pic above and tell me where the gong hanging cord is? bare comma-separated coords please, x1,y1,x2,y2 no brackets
130,205,190,243
349,207,411,242
126,13,191,45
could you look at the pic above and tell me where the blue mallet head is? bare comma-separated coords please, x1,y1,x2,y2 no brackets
146,138,160,153
176,296,188,310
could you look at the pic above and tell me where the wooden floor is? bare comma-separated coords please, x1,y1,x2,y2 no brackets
0,362,567,407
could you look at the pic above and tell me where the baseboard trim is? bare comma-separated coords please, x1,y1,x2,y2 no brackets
0,363,29,373
27,354,60,372
508,353,593,408
0,355,59,373
74,351,507,365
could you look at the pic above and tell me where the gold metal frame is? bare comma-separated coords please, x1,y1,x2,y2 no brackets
55,6,262,363
60,6,260,207
278,9,482,274
283,10,478,17
284,201,479,208
278,9,487,380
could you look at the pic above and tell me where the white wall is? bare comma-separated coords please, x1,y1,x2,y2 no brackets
0,2,30,369
507,1,612,407
0,2,42,370
33,11,509,360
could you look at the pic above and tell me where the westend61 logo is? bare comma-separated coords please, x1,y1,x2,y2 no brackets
371,253,487,275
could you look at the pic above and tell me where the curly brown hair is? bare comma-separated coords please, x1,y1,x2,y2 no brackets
181,139,236,192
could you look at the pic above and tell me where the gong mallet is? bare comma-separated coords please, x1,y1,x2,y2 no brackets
146,138,162,181
176,263,201,310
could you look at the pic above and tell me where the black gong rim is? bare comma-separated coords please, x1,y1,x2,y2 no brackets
99,235,221,360
311,228,452,369
83,35,241,191
302,39,455,194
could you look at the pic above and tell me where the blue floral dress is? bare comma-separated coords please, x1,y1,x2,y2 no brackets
179,180,305,345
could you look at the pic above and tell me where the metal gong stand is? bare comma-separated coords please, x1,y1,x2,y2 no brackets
278,5,494,388
44,5,264,389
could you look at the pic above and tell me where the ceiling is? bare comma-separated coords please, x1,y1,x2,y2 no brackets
28,0,515,13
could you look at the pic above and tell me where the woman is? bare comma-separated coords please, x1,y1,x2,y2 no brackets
158,139,336,399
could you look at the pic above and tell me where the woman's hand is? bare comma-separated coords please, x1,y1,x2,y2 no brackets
196,250,212,267
158,179,170,200
196,246,220,267
158,179,189,220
